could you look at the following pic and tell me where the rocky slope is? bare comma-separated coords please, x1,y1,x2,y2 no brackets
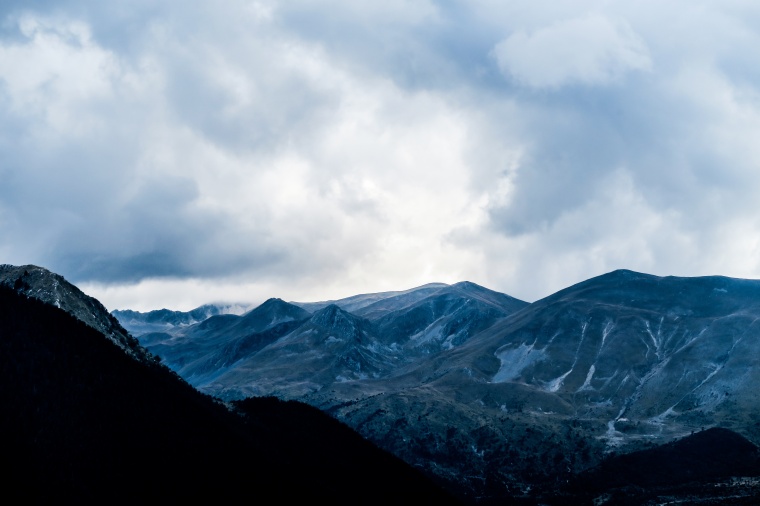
299,270,760,500
404,270,760,443
0,264,148,360
119,282,528,400
117,269,760,502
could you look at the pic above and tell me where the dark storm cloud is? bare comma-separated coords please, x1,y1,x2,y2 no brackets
28,173,288,283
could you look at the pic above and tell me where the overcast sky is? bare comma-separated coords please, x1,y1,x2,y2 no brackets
3,1,760,311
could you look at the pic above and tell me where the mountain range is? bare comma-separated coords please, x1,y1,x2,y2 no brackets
113,281,527,398
116,269,760,503
3,262,760,503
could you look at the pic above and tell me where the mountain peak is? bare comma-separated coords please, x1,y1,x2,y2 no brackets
235,297,311,333
310,303,349,323
309,304,369,341
0,264,146,359
258,297,296,310
596,268,655,282
244,297,310,319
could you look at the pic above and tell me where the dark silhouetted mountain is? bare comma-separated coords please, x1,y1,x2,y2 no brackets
0,264,147,360
574,427,760,490
0,281,458,504
559,428,760,504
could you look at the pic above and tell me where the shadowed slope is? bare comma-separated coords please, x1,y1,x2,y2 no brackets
557,428,760,504
0,264,145,358
0,284,458,504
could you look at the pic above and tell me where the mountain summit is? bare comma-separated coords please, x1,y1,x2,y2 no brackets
0,264,147,359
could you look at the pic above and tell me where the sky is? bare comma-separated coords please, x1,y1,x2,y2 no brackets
3,1,760,311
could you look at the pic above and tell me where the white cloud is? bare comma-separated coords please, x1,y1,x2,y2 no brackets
492,13,652,88
465,169,695,301
0,14,120,135
0,5,485,310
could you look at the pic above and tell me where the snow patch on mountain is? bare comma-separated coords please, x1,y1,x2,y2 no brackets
493,343,547,383
579,365,596,391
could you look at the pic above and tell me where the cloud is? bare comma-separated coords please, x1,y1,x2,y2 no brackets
3,1,760,310
461,169,695,300
0,4,482,304
492,13,651,88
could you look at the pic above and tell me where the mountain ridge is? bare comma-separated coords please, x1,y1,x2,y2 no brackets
0,264,149,360
291,282,451,314
119,281,529,401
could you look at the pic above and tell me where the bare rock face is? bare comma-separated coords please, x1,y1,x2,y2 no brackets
119,282,529,401
436,269,760,443
0,264,149,361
